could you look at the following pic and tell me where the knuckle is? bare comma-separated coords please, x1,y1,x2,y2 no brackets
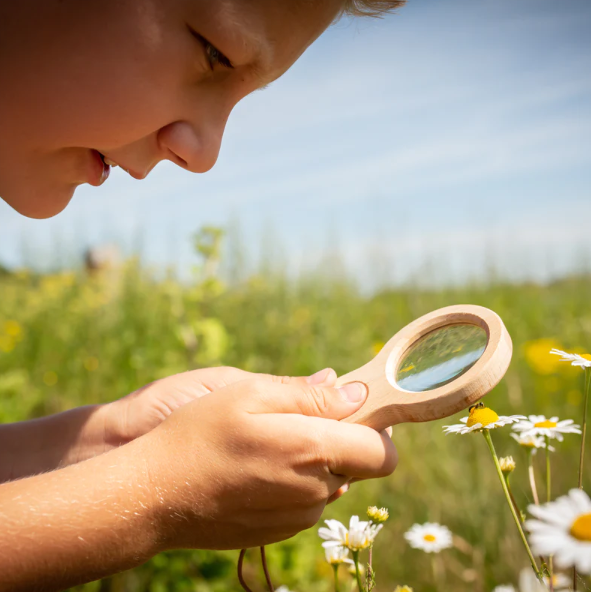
267,374,292,385
303,427,326,460
306,386,331,416
246,378,270,395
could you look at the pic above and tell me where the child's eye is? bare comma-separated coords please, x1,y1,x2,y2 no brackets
203,40,233,69
188,27,234,71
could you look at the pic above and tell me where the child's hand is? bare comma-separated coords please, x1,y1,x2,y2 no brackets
140,374,398,551
105,366,300,445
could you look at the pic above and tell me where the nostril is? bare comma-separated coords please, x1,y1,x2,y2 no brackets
165,147,188,169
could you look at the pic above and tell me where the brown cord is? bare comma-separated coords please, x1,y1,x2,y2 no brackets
260,546,275,592
237,548,255,592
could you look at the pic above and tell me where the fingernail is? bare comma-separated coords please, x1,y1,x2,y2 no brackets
338,382,368,403
307,368,331,385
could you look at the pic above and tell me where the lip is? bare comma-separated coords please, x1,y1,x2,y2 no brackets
87,150,110,187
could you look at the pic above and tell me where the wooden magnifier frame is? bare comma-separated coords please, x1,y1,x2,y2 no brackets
335,304,512,432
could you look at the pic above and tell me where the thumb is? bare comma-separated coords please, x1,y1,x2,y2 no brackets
241,374,368,421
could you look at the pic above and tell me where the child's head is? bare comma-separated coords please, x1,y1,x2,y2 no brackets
0,0,404,219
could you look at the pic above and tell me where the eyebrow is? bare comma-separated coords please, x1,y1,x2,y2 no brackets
191,3,275,90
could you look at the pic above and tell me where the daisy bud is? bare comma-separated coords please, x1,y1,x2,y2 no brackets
348,562,364,576
367,506,389,523
394,587,414,592
499,456,516,474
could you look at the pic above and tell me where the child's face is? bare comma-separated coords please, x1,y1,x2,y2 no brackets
0,0,342,218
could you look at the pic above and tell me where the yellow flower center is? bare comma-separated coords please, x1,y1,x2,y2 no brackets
534,420,557,428
423,534,436,542
467,407,499,427
570,513,591,541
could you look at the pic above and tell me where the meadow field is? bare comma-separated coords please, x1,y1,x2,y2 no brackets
1,231,590,592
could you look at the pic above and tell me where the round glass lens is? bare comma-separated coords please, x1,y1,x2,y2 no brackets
396,324,488,392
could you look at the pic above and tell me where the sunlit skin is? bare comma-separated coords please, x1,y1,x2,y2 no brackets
0,1,398,590
0,0,340,218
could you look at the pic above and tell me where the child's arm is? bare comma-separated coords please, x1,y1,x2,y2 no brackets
0,367,285,482
0,374,397,591
0,405,114,482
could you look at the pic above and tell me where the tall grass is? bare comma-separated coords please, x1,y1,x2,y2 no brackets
1,233,590,592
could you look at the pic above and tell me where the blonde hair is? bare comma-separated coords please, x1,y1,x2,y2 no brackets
342,0,406,17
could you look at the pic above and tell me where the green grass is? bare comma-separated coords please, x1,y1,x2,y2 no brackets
1,242,590,592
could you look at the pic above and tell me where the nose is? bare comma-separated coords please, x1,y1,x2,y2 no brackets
157,119,225,174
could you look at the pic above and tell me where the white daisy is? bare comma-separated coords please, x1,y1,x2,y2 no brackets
275,587,293,592
513,415,581,442
525,488,591,574
550,348,591,369
511,432,555,453
443,404,525,435
324,545,354,566
404,523,453,553
318,516,383,552
492,586,516,592
519,568,570,592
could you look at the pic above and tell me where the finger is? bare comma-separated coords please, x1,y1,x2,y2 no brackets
327,483,349,505
252,367,337,387
323,423,398,480
178,366,337,396
239,376,368,421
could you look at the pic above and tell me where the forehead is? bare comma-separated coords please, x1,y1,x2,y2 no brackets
187,0,343,82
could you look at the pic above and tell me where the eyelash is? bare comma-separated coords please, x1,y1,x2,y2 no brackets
190,28,233,70
203,40,233,69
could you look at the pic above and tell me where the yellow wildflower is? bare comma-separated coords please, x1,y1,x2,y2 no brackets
523,339,563,375
367,506,389,523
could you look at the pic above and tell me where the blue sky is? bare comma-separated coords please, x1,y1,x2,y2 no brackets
1,0,590,286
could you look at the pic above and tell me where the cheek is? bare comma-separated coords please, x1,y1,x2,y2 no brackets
6,1,189,150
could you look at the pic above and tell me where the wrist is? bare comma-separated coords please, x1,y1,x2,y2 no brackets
0,404,119,482
135,430,181,554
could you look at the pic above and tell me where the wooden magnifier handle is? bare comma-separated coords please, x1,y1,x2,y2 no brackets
334,305,513,432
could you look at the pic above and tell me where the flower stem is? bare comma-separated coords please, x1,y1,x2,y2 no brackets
544,436,551,503
544,436,554,590
352,551,365,592
505,475,522,522
366,546,373,592
573,367,590,592
579,368,591,489
482,430,542,580
333,564,340,592
528,450,540,506
431,553,444,588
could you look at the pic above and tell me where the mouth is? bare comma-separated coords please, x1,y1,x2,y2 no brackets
96,151,146,180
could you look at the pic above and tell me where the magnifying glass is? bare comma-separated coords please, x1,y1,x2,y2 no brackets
335,304,512,431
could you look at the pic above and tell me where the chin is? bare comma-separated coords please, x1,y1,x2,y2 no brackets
0,184,76,219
